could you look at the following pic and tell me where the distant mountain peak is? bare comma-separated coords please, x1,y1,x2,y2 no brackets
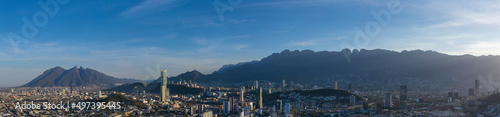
21,66,139,87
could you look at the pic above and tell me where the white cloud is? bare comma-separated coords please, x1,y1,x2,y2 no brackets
235,44,249,50
418,1,500,29
288,41,318,46
395,0,500,56
119,0,181,17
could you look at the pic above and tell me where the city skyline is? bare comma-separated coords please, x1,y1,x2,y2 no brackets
1,0,500,87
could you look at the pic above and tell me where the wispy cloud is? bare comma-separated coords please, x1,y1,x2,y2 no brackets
235,44,249,50
417,1,500,29
119,0,182,17
395,0,500,56
240,0,348,8
287,41,318,46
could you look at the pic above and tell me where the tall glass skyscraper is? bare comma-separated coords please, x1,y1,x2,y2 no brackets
161,70,169,102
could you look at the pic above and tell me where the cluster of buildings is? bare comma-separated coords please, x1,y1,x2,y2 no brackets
1,70,500,116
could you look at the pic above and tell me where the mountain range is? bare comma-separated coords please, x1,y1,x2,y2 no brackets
156,49,500,90
21,66,140,87
22,49,500,90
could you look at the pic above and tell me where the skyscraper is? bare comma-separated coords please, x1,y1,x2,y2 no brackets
255,81,259,89
249,102,254,111
230,96,234,112
384,93,392,108
198,104,204,114
282,80,286,88
161,70,169,102
190,106,195,115
348,84,352,92
240,87,245,102
400,85,407,106
334,81,338,90
259,87,263,109
275,99,282,114
284,102,290,115
350,95,356,104
223,101,231,113
469,88,475,96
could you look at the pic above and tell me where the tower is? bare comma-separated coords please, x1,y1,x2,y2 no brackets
240,87,245,102
350,95,356,104
223,101,231,113
334,81,338,90
284,102,290,115
384,93,392,108
275,99,282,114
348,84,352,92
469,88,475,96
259,87,263,109
230,96,234,112
161,70,169,102
282,80,286,88
400,85,407,106
255,81,259,89
198,104,204,114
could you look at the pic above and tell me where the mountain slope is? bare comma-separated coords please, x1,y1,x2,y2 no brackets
209,49,500,89
22,66,139,87
152,70,213,83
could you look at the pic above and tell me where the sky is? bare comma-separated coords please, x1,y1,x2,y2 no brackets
0,0,499,87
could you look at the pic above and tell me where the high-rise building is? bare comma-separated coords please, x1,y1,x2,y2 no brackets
282,80,286,88
98,90,102,98
284,102,290,115
161,70,170,102
190,106,195,115
384,93,392,108
469,88,475,96
240,87,245,102
475,79,480,95
230,96,234,112
400,85,407,106
255,81,259,89
259,87,263,109
249,102,254,111
223,101,231,113
198,104,204,113
348,84,352,92
275,99,282,114
334,81,338,90
350,95,356,104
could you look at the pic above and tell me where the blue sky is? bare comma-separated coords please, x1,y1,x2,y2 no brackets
1,0,499,87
